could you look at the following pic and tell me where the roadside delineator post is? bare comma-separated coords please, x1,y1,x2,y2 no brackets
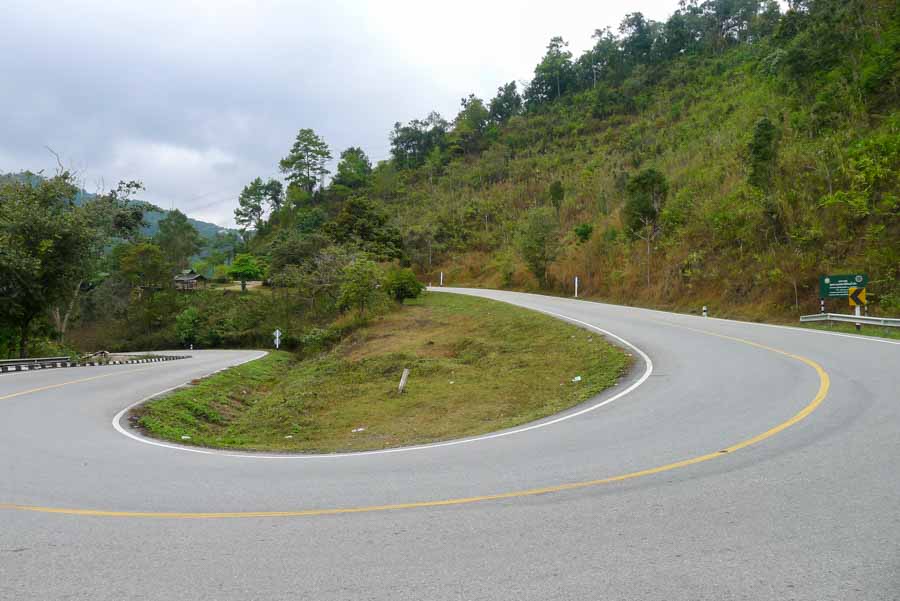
398,368,410,394
574,276,579,298
702,306,708,318
440,272,444,286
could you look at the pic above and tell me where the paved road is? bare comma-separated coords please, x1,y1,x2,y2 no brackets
1,288,898,600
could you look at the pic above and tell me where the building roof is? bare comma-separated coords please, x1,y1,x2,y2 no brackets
174,269,207,282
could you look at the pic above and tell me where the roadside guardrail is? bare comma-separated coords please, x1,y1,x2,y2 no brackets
799,313,900,327
0,355,191,374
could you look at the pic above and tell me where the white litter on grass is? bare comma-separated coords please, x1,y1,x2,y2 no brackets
352,427,366,433
284,435,293,439
181,435,191,440
449,381,455,384
571,376,582,383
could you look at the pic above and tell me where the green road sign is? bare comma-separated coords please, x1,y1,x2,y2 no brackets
819,274,867,298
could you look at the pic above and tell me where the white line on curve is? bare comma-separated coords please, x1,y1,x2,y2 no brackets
111,311,654,460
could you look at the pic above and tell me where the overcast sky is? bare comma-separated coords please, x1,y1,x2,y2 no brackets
3,0,677,226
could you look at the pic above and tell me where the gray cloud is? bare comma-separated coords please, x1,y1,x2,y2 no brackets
2,0,675,226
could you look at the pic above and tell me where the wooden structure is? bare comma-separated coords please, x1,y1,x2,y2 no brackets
174,269,207,291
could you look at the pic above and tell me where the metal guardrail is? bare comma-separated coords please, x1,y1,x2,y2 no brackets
0,356,70,366
0,354,192,374
799,313,900,327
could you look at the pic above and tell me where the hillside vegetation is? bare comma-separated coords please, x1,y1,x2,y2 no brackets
2,0,897,358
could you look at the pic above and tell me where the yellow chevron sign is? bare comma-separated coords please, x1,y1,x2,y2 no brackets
848,287,866,306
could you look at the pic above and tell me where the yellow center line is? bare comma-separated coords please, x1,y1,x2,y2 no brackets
0,325,830,519
0,368,152,402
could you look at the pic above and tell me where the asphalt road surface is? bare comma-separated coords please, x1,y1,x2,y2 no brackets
2,288,898,601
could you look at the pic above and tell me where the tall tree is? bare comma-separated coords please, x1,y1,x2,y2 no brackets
450,94,490,156
488,82,523,125
389,112,449,169
518,207,560,288
154,209,203,270
279,128,332,193
0,173,95,356
332,147,373,189
526,37,575,106
234,177,266,231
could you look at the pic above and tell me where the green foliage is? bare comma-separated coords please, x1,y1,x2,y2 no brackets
623,168,668,236
337,259,385,314
574,223,594,243
234,177,283,231
279,128,332,193
747,117,779,189
325,197,403,260
119,242,170,289
549,180,565,212
332,147,373,189
228,254,263,292
154,209,203,270
175,306,201,346
384,267,424,302
518,207,559,287
0,173,95,356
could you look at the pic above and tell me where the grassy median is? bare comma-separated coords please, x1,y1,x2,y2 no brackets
132,292,632,452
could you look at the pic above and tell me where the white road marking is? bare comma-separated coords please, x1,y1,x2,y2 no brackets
111,313,654,459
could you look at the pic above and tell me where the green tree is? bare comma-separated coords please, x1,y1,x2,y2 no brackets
234,177,282,229
518,207,560,287
279,128,332,193
488,82,522,124
228,253,263,292
747,117,779,190
549,180,565,213
175,306,201,347
525,37,575,105
332,147,373,189
0,173,95,356
154,209,203,270
337,258,384,314
118,242,171,289
383,267,424,302
450,94,490,155
623,168,668,287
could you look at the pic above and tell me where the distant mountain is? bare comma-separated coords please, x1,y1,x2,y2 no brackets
1,171,236,242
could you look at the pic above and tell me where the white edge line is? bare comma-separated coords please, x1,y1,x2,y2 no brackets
445,287,900,346
112,312,654,460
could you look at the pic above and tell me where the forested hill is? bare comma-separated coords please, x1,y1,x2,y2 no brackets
234,0,898,320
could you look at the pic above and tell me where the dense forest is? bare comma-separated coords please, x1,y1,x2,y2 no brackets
1,0,897,357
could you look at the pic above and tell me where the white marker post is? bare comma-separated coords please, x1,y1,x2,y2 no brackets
273,328,282,350
574,276,579,298
855,305,861,332
702,306,708,318
440,272,444,286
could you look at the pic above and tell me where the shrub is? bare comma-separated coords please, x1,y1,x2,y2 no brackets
384,267,425,302
574,223,594,243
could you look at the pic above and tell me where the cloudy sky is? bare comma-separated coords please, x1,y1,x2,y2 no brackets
3,0,677,226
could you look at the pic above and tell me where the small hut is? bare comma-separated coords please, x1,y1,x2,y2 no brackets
174,269,207,291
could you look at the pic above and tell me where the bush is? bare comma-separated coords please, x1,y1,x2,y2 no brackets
384,267,425,302
175,307,201,347
338,259,385,314
574,223,593,243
